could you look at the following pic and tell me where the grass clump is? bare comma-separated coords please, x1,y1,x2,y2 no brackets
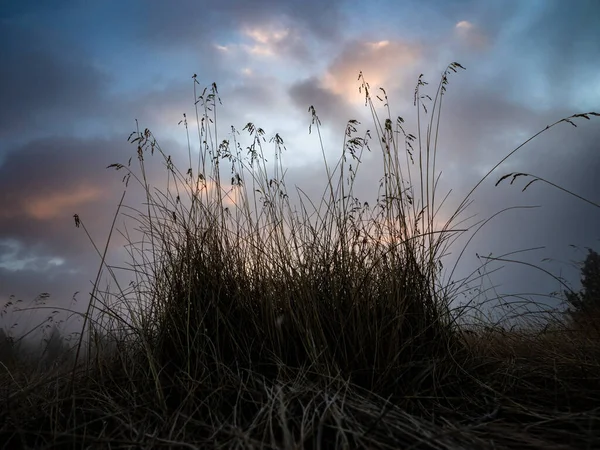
2,63,600,449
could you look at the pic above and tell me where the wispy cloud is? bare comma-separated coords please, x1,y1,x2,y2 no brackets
455,20,488,50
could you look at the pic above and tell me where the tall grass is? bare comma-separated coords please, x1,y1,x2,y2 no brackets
2,63,600,449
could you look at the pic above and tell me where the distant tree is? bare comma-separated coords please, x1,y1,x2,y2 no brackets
41,325,68,369
565,248,600,322
0,328,17,364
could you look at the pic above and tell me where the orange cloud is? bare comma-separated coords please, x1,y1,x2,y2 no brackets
24,185,103,220
172,175,243,211
322,39,421,104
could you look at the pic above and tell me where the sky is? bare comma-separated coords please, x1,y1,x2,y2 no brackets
1,0,599,337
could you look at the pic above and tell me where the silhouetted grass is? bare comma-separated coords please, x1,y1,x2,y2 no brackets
1,63,599,449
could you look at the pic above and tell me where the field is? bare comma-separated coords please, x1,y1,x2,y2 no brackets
1,63,599,449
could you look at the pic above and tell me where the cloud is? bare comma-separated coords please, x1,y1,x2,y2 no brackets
455,20,488,50
321,39,422,104
288,77,356,132
0,0,75,19
0,22,112,139
0,132,197,333
243,25,290,56
210,17,334,71
447,1,600,112
136,0,345,49
0,132,189,271
24,187,104,221
0,239,65,273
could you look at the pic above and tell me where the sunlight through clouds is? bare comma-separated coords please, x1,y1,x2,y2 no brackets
242,24,295,57
322,39,421,104
455,20,488,50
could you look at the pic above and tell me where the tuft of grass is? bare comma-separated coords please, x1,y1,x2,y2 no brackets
2,63,600,449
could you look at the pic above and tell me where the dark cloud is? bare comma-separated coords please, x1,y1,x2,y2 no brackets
0,256,87,310
0,133,193,333
427,95,600,302
0,134,120,334
0,0,75,19
0,22,112,139
0,136,130,258
523,0,600,71
449,0,600,111
0,132,192,286
288,77,356,132
136,0,345,48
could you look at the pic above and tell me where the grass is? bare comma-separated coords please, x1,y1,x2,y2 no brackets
1,62,600,449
